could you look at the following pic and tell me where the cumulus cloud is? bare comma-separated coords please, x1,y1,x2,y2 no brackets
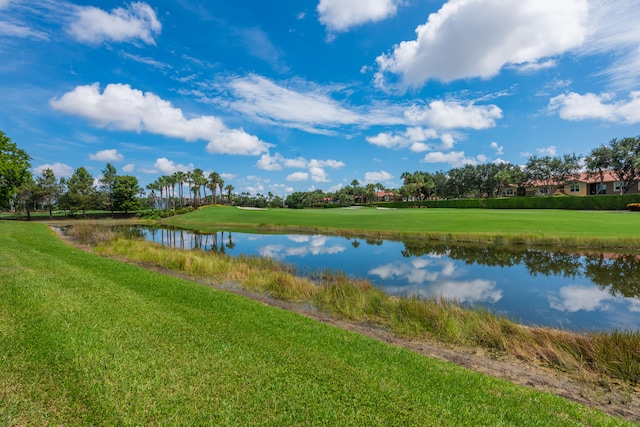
32,162,74,177
50,83,270,156
89,149,123,162
375,0,588,88
122,163,135,173
422,151,482,167
318,0,398,32
364,170,393,183
286,172,309,181
536,146,557,156
153,157,193,174
367,127,454,152
257,152,344,183
68,2,161,45
548,91,640,124
405,101,503,130
490,142,503,155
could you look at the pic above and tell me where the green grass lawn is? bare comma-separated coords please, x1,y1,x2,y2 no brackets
162,205,640,246
0,221,630,425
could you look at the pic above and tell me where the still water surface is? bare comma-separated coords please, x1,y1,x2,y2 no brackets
138,226,640,332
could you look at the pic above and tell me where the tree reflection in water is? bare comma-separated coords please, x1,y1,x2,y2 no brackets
399,238,640,299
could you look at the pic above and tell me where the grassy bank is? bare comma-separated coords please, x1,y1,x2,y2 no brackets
0,221,632,425
161,206,640,249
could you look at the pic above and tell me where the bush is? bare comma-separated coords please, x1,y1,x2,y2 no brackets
377,194,640,210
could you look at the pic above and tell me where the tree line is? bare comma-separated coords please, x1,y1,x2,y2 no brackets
2,130,640,213
285,136,640,208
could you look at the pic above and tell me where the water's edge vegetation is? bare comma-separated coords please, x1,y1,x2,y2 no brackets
71,223,640,393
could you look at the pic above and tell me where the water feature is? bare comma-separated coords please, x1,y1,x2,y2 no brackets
135,226,640,332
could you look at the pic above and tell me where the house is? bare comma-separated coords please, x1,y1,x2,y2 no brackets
375,191,403,202
522,171,640,197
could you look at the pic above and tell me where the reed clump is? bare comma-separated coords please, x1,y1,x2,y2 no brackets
93,234,640,389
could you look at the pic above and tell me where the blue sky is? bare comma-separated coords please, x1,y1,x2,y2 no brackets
1,0,640,196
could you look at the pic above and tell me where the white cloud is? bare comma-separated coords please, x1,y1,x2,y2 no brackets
318,0,398,32
0,20,48,40
50,83,270,156
225,74,366,133
257,153,344,183
89,149,123,162
367,127,446,153
364,170,393,182
309,167,328,182
548,91,640,124
68,2,161,45
0,0,11,9
219,74,503,137
536,146,557,156
153,157,193,174
375,0,588,88
583,0,640,89
32,162,73,177
405,101,502,130
122,163,135,173
422,151,480,167
286,172,309,181
490,141,503,155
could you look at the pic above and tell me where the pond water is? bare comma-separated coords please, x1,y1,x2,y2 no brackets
137,227,640,332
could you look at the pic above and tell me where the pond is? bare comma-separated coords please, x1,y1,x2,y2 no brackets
133,226,640,332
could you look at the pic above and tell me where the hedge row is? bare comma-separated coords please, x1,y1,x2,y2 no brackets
376,194,640,210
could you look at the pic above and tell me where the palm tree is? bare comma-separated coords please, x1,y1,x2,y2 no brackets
351,179,360,204
158,175,170,211
191,168,205,206
173,171,186,207
364,183,376,205
208,171,221,204
167,174,177,210
217,177,225,204
185,171,194,205
146,181,159,210
224,184,234,205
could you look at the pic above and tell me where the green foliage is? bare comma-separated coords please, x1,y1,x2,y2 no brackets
420,194,640,210
0,131,31,209
587,136,640,194
67,167,97,217
112,175,141,214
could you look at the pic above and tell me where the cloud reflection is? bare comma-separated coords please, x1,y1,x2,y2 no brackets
549,285,616,312
258,235,345,259
369,258,501,304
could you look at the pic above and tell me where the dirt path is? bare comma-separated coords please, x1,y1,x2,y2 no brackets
53,227,640,423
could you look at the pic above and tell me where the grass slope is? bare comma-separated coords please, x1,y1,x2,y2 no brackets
162,206,640,247
0,222,630,426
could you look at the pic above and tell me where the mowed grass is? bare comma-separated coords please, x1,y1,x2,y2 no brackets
162,206,640,248
0,222,630,426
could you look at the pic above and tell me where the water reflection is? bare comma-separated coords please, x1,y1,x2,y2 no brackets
400,239,640,300
132,226,640,331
